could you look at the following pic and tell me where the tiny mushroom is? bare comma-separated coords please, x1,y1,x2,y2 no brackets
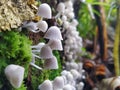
47,39,63,51
40,45,53,59
22,21,39,33
44,26,63,40
63,84,72,90
31,42,45,53
57,2,65,14
38,80,53,90
52,76,64,89
44,56,58,69
4,64,25,88
37,20,48,32
37,3,52,19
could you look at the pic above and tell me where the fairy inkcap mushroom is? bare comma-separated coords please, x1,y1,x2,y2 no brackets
40,45,53,59
31,42,45,53
22,21,40,33
47,39,63,51
44,26,63,40
37,20,48,32
38,80,53,90
44,56,58,69
57,2,65,14
63,84,72,90
70,69,80,80
4,64,25,88
53,76,64,89
37,3,52,19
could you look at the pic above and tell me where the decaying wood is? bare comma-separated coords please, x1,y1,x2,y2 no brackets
0,0,35,31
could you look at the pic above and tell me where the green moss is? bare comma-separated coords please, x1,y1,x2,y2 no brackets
0,31,32,90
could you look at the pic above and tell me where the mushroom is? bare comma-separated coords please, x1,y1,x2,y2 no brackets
44,56,58,69
4,64,25,88
31,42,45,53
70,19,78,27
47,39,63,51
55,2,65,18
37,20,48,32
70,69,80,80
40,45,53,59
44,26,63,40
64,1,73,8
38,80,53,90
66,72,74,84
57,2,65,14
76,82,84,90
52,76,64,89
22,21,41,33
63,84,72,90
30,62,42,70
37,3,52,19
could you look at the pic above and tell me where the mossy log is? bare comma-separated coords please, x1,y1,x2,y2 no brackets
0,0,35,31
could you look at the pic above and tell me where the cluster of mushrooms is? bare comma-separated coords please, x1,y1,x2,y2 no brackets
38,1,85,90
56,0,83,61
4,0,120,90
38,68,85,90
4,3,63,88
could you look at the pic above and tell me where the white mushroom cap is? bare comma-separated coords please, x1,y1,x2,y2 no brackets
37,20,48,32
61,70,68,76
47,39,63,51
77,82,84,90
66,12,74,19
57,2,65,13
38,80,53,90
4,64,25,88
66,72,73,82
71,19,78,27
61,15,67,21
64,1,73,8
22,22,38,33
31,42,45,52
37,3,52,19
70,69,79,80
63,21,69,29
40,45,53,59
44,56,58,69
69,62,78,70
63,84,72,90
53,76,64,89
44,26,63,40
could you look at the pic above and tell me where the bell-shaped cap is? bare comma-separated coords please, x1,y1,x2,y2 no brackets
38,80,53,90
66,72,73,82
31,42,45,49
44,56,58,69
22,22,38,32
40,45,53,59
44,26,63,40
61,70,68,76
37,20,48,32
57,2,65,13
64,1,73,8
70,69,79,80
71,19,78,27
63,84,72,90
37,3,52,19
47,39,63,51
4,64,25,88
53,76,64,89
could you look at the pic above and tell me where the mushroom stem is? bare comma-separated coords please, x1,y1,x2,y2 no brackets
30,62,42,70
